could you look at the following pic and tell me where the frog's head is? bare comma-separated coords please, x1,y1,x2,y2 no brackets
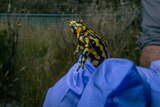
69,20,87,36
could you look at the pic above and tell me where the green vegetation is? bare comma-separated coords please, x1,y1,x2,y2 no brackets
0,0,140,13
0,0,141,106
0,21,22,106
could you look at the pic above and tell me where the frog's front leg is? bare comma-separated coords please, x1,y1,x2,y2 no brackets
74,44,80,55
80,49,89,67
76,50,88,71
77,37,91,71
74,44,85,55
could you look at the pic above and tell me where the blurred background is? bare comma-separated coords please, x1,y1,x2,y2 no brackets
0,0,141,106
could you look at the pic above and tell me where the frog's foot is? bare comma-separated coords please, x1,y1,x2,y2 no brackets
76,59,85,71
74,50,79,55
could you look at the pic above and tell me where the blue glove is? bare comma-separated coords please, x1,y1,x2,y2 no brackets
43,58,160,107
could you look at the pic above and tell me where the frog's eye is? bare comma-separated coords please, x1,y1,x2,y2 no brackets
76,19,81,23
76,19,83,23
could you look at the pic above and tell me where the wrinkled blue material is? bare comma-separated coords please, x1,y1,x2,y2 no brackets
43,59,160,107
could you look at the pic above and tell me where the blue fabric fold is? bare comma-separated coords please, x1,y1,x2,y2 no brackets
43,58,160,107
77,59,149,107
149,72,160,107
43,59,96,107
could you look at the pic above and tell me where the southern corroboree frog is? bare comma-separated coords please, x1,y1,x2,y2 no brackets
69,19,109,71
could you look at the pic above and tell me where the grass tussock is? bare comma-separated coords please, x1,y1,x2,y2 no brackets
15,22,77,106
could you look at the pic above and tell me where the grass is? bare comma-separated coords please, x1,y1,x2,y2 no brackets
0,1,141,107
15,22,76,106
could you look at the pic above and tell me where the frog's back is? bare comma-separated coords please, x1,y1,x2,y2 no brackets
87,27,108,54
